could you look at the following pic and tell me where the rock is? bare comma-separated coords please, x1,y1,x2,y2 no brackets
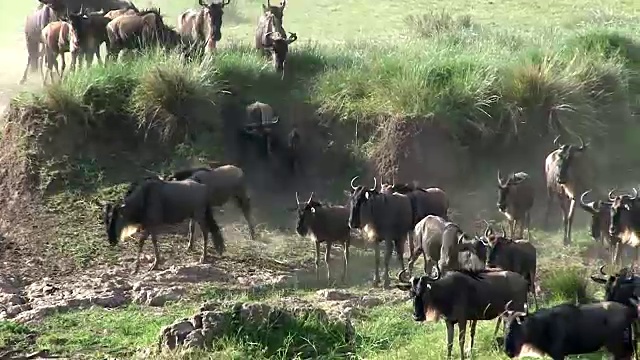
317,289,353,301
359,295,383,308
183,329,205,349
159,319,195,351
14,304,69,324
3,304,31,318
134,286,186,307
0,293,24,306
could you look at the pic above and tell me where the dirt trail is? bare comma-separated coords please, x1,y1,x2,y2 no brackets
0,44,43,116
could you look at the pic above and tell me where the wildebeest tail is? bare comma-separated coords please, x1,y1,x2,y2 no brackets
205,205,225,254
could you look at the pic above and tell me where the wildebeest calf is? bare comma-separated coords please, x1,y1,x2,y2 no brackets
40,20,79,84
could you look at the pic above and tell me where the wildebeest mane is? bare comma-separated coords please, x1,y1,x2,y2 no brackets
138,7,162,17
166,167,212,181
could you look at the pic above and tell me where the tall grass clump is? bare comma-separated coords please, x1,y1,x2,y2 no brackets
404,11,476,38
542,266,591,304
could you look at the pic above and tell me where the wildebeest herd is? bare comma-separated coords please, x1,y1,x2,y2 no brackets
19,1,640,359
21,0,298,85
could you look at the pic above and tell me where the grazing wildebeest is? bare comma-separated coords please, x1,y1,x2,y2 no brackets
496,171,534,239
105,8,180,61
544,134,591,245
396,265,529,360
293,192,351,282
348,176,420,288
580,189,619,257
177,0,230,54
40,20,79,84
20,0,68,85
481,222,538,310
608,188,640,266
164,165,257,244
255,0,297,77
406,215,487,278
66,9,112,69
501,300,639,359
591,265,640,307
104,177,225,273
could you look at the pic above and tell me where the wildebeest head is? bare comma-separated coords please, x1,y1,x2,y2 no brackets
266,31,297,75
262,0,286,21
294,192,322,237
395,265,443,322
198,0,229,51
496,170,526,213
347,176,379,229
457,232,489,270
590,265,640,306
501,301,532,358
479,221,507,266
552,135,588,185
608,187,639,238
579,190,612,241
104,202,123,247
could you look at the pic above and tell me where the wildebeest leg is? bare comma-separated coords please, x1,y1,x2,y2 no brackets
134,230,149,274
530,272,539,310
196,217,209,264
187,219,195,251
373,240,381,287
342,240,350,283
20,40,40,85
149,232,162,271
407,246,423,277
559,195,570,245
445,321,455,360
458,321,467,360
314,240,321,281
59,53,66,80
467,320,477,357
234,194,257,240
204,206,225,255
613,241,622,266
525,211,532,240
382,238,394,288
565,197,576,245
394,237,405,273
543,188,554,230
324,240,332,282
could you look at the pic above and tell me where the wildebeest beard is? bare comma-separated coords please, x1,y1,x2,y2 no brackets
347,187,368,228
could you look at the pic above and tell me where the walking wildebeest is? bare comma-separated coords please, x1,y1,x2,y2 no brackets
293,192,351,283
608,188,640,266
105,8,180,62
580,189,620,258
544,134,592,245
481,222,538,310
406,215,487,278
40,19,80,84
21,0,68,85
164,165,257,244
501,300,640,359
239,101,281,159
177,0,230,54
348,176,420,288
104,177,225,273
496,171,534,239
255,0,298,77
396,265,529,360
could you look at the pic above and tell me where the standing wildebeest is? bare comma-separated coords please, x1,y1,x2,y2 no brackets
406,215,487,278
496,171,534,239
255,0,298,77
177,0,230,54
104,177,225,273
40,20,80,84
294,192,351,282
66,9,112,69
501,300,639,359
544,134,592,245
608,188,640,266
240,101,280,159
481,223,538,310
20,0,68,85
348,176,418,288
164,165,257,244
580,189,620,258
396,266,529,360
380,181,450,224
105,8,180,62
591,265,640,307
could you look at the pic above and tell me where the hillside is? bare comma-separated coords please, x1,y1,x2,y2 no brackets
1,0,640,358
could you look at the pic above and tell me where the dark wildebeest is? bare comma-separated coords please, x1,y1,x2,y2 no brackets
608,188,640,266
591,265,640,307
501,299,640,359
396,266,529,360
40,20,79,84
481,222,538,310
348,176,421,288
164,165,257,244
544,134,592,245
293,192,351,282
20,0,68,85
496,171,534,239
240,101,281,159
105,8,180,62
177,0,230,54
103,177,225,273
580,189,620,259
255,0,298,77
406,215,487,278
66,9,112,69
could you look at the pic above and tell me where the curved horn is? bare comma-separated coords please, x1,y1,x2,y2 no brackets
577,135,586,150
483,221,492,238
504,300,514,313
370,177,377,192
579,190,599,214
268,116,280,125
609,188,618,201
295,191,300,205
306,192,314,204
223,0,231,6
350,176,359,190
500,224,506,238
397,269,409,283
553,135,561,147
599,264,607,276
431,264,442,281
497,170,506,187
631,188,638,200
286,32,298,44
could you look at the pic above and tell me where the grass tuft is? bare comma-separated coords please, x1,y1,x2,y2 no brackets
405,11,476,38
542,266,591,304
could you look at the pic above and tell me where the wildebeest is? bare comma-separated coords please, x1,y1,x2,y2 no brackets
496,171,534,239
380,181,450,224
164,165,257,244
255,0,298,76
104,1,140,20
66,9,112,69
40,20,79,84
20,0,68,85
406,215,487,277
105,8,181,62
240,101,281,159
396,266,529,360
608,188,640,266
481,223,538,310
348,176,420,288
591,265,640,307
501,300,639,359
177,0,230,54
580,189,620,259
103,177,225,273
293,192,351,282
544,134,592,245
